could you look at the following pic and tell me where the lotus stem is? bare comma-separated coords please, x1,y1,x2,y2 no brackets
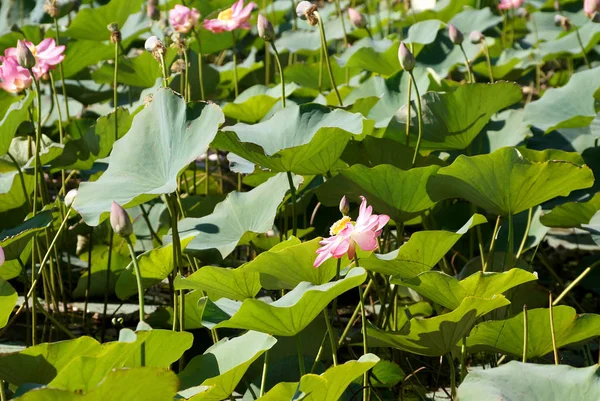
54,18,70,120
231,31,239,98
101,230,114,342
483,215,501,272
460,337,467,382
354,255,370,401
318,45,324,92
158,53,169,88
6,151,30,211
530,12,542,94
482,40,494,83
338,279,373,347
49,73,67,198
405,72,412,146
334,0,348,48
549,293,559,365
296,335,306,376
166,193,185,334
323,308,338,366
191,29,206,100
447,353,457,399
365,26,374,40
315,12,343,106
271,42,286,108
552,260,600,305
459,44,474,83
286,171,297,236
182,47,190,101
205,150,210,195
575,27,591,70
310,331,329,373
409,71,423,167
522,305,528,363
260,350,269,397
114,40,119,140
83,228,93,328
516,208,533,259
505,213,514,269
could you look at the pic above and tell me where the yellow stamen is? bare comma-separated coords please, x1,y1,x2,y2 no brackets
217,8,233,20
330,216,351,236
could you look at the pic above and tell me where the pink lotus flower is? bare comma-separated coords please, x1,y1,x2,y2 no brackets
0,246,4,266
585,0,600,16
314,196,389,268
498,0,524,10
203,0,257,33
169,4,201,34
0,56,32,93
5,38,65,79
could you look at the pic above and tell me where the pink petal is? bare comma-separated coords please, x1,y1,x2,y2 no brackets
231,0,245,15
352,231,378,252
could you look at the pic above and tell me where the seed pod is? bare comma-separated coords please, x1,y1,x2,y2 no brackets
43,0,60,18
16,40,35,69
110,201,133,238
145,35,166,62
448,24,464,45
107,23,121,44
64,189,78,208
257,14,276,42
296,1,318,25
398,42,415,72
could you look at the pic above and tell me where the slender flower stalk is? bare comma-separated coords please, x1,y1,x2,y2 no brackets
258,15,286,108
191,29,206,100
108,24,121,142
409,71,423,167
448,24,473,83
398,42,423,167
231,31,240,98
316,12,343,106
471,31,494,83
53,19,70,120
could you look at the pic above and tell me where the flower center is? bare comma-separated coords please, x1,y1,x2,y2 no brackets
217,8,233,21
329,216,351,236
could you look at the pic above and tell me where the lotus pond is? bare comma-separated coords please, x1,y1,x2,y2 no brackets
1,0,600,399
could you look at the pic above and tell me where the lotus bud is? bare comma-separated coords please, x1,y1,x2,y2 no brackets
296,1,318,26
339,196,350,216
348,8,366,28
554,14,571,30
145,35,166,62
398,42,415,72
107,23,121,44
110,201,133,238
16,40,35,69
257,14,276,42
585,0,600,16
448,24,463,45
469,30,484,44
64,189,78,208
0,246,4,267
43,0,59,18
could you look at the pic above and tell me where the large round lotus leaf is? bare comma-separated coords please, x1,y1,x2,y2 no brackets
391,82,522,151
361,214,487,277
205,267,367,336
178,331,276,401
317,164,440,223
171,173,301,259
0,210,53,262
458,361,600,401
368,296,510,356
415,31,485,78
0,91,34,157
539,21,600,61
65,0,144,41
257,354,380,401
541,192,600,228
523,66,600,133
14,368,179,401
397,268,537,310
213,104,364,175
222,83,299,123
174,265,261,301
92,50,178,88
0,277,16,329
335,38,402,76
74,88,224,226
427,147,595,216
449,7,503,34
467,305,600,358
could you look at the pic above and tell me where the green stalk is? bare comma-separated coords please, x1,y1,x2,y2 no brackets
6,151,30,211
530,12,542,93
447,353,457,399
549,293,559,365
315,12,343,106
522,305,528,363
460,337,467,382
166,194,185,333
505,212,514,268
101,229,114,342
125,238,145,323
337,279,373,347
260,350,269,397
286,171,297,237
271,43,286,107
54,18,70,120
231,31,239,98
405,73,412,146
322,308,338,366
459,44,474,83
482,40,494,83
48,73,66,198
354,255,369,401
516,208,533,259
182,48,190,101
483,216,501,272
575,27,591,69
334,0,348,48
83,228,93,328
191,29,206,100
114,40,119,140
158,53,169,88
552,260,600,305
409,71,423,167
296,335,306,376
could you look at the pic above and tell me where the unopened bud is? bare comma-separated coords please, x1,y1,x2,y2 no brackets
339,196,350,216
469,31,484,44
348,8,366,28
64,189,78,208
43,0,59,18
398,42,415,72
110,201,133,238
296,1,318,26
257,14,276,42
16,40,35,69
107,23,121,43
448,24,463,45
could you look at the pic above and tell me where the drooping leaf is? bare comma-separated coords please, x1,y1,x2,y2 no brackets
212,104,364,175
427,147,595,216
361,214,487,277
174,265,261,301
397,268,537,309
368,296,510,356
541,192,600,228
317,164,440,223
0,210,53,261
0,278,17,329
73,88,224,226
458,361,600,401
171,173,301,259
467,305,600,358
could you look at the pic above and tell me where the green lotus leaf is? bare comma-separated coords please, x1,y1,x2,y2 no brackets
539,21,600,61
284,58,360,91
205,267,367,336
92,50,178,88
427,147,595,216
0,170,35,213
475,109,530,153
343,67,430,129
392,82,522,151
368,296,510,356
0,210,53,262
0,91,34,157
258,354,380,401
239,237,339,290
458,361,600,401
222,83,299,123
65,0,144,41
214,48,264,93
213,104,363,175
523,66,600,133
73,242,131,299
397,268,537,309
415,31,485,78
15,368,179,401
360,214,487,277
467,305,600,358
369,360,405,388
73,88,224,226
541,193,600,228
335,38,401,76
406,19,444,45
172,172,300,259
342,136,439,170
449,7,503,34
174,265,261,301
317,164,441,223
178,331,276,401
60,40,113,78
0,278,17,329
